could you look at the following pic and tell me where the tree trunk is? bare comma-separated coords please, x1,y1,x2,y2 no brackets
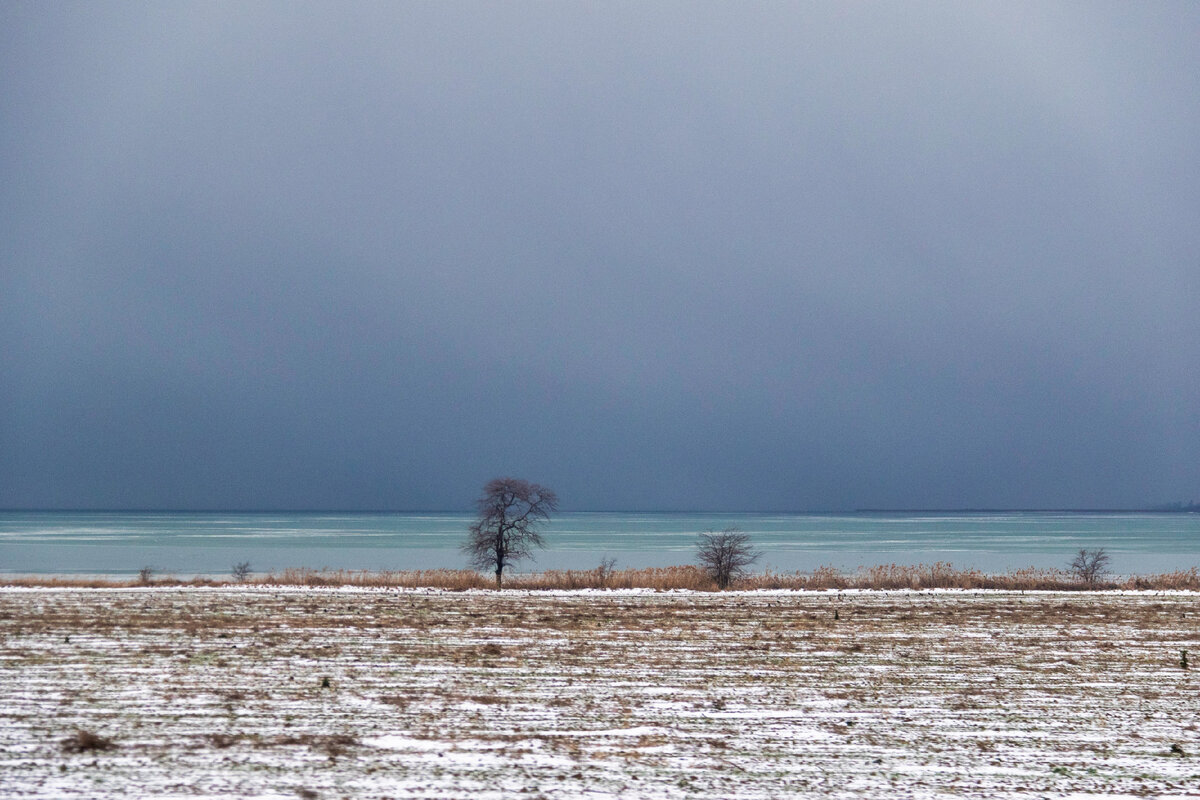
494,567,503,589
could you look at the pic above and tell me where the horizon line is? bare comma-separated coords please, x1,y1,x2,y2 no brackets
1,506,1196,515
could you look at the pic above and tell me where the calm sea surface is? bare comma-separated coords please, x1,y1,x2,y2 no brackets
2,511,1198,578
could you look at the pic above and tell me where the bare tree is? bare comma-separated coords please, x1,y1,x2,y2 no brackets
231,561,252,583
595,556,617,588
463,477,558,588
1068,548,1111,585
696,527,761,589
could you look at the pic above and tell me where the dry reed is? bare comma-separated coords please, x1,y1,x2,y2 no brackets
3,564,1199,591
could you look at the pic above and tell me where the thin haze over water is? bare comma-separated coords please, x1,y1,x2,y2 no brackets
1,511,1197,577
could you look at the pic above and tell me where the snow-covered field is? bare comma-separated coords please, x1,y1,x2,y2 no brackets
2,587,1198,798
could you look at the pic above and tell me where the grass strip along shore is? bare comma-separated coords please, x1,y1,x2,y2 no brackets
5,562,1200,591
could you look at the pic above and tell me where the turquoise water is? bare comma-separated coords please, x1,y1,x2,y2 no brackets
1,511,1197,577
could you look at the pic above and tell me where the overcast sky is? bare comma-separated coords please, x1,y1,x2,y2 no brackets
2,3,1197,511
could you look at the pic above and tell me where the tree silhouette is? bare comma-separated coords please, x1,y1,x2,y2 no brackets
696,527,761,589
1068,548,1111,585
463,477,558,588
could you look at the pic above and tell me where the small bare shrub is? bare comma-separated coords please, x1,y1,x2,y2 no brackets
231,562,252,582
697,527,761,589
62,730,115,753
595,557,617,587
137,566,154,586
1068,548,1111,585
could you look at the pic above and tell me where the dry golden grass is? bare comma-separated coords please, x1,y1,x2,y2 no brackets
4,564,1199,591
0,574,220,589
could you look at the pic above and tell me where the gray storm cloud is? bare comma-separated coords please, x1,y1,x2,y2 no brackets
2,3,1197,510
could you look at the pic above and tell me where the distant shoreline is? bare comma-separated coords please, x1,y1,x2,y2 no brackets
852,507,1200,514
1,507,1197,514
